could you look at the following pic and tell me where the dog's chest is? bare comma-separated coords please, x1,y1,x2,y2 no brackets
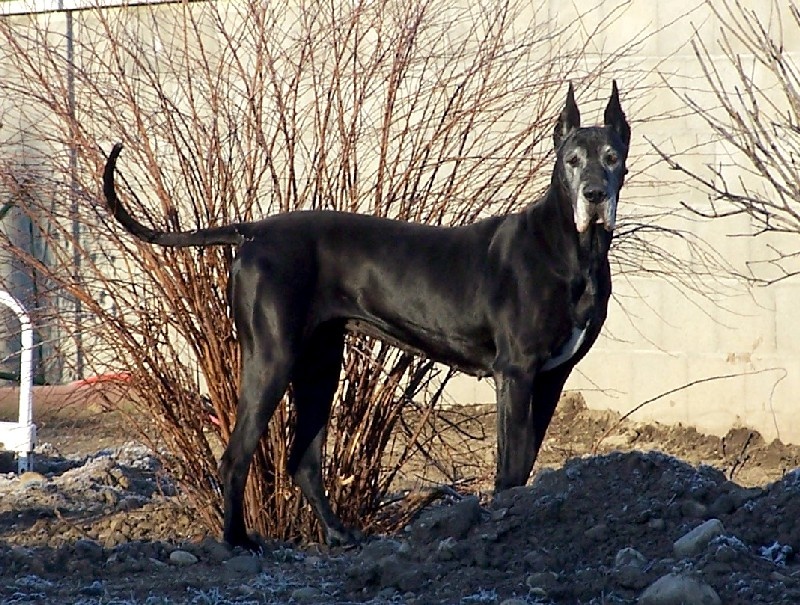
542,268,601,371
541,324,587,370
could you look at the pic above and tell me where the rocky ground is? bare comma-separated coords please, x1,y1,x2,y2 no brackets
1,392,799,604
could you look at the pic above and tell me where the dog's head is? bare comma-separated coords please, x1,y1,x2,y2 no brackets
553,82,630,233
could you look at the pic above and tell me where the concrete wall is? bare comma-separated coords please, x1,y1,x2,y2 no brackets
451,0,800,444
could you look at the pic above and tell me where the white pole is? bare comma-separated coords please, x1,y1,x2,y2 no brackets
0,290,35,472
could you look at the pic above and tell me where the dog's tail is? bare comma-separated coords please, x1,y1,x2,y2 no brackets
103,143,247,247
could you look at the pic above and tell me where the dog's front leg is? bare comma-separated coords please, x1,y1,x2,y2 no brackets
494,369,537,490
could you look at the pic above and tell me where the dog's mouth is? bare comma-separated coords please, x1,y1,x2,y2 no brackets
575,197,617,233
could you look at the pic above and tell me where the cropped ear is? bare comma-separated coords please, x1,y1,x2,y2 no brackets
554,82,580,150
604,80,630,150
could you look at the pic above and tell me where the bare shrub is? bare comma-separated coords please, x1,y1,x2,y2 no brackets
653,0,800,284
0,0,646,541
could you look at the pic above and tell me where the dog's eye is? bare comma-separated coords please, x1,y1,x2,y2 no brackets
567,154,580,167
606,151,619,165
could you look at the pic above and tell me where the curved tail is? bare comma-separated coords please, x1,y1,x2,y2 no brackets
103,143,246,247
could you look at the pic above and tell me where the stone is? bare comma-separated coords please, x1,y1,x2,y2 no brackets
168,549,199,566
614,547,649,589
410,496,482,542
638,573,721,605
673,519,725,558
525,571,558,592
615,547,647,569
376,554,406,589
290,586,321,602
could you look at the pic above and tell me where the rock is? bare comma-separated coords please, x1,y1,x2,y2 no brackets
225,554,262,574
729,486,764,509
499,600,529,605
523,550,547,570
638,573,721,605
168,549,199,566
470,542,492,568
27,554,47,575
584,523,609,540
614,547,649,589
379,554,408,589
376,586,398,600
617,565,649,590
410,496,482,542
648,518,666,531
525,571,558,593
673,519,725,558
348,538,412,590
290,586,321,602
100,488,118,506
759,541,792,565
615,547,647,568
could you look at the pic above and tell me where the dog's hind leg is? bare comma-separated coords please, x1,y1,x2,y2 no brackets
288,322,357,546
220,347,292,551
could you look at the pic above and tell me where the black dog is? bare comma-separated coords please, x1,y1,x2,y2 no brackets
102,82,629,550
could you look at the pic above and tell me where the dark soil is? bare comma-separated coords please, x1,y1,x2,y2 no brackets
1,388,799,604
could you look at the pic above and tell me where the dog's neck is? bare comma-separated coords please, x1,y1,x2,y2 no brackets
528,185,610,265
578,224,612,264
525,182,613,328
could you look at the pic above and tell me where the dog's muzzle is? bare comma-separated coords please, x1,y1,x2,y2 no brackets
575,185,617,233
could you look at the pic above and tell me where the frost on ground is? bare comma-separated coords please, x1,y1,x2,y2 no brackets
1,397,799,604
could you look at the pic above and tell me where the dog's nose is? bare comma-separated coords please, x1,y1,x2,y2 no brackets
583,185,607,204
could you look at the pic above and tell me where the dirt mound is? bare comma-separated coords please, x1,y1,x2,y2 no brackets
2,392,800,603
1,441,799,604
345,451,800,604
